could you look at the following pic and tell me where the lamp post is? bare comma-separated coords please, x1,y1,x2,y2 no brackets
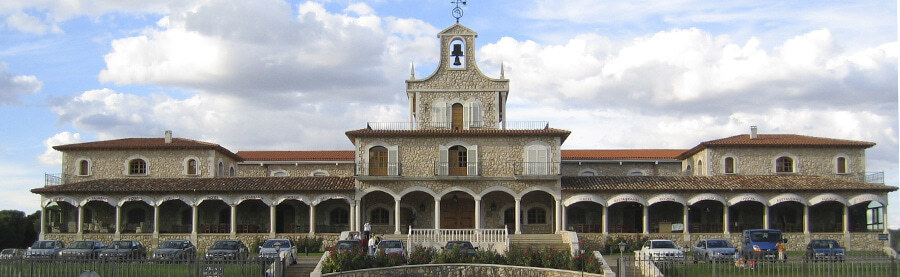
619,242,627,277
580,248,585,277
618,242,627,256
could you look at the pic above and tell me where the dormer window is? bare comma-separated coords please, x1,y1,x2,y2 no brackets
724,157,735,174
836,156,848,174
77,159,91,176
449,39,465,69
187,159,198,175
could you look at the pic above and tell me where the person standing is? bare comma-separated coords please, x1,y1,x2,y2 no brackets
363,222,371,239
776,240,786,262
368,234,376,256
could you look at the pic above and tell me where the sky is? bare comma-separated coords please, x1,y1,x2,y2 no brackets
0,0,897,226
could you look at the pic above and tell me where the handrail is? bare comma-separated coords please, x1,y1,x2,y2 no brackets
365,121,549,131
407,228,509,253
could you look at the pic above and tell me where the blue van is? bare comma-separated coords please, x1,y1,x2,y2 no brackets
740,229,785,261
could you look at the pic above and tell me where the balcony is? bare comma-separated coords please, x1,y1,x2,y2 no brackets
865,171,884,184
45,173,70,186
512,162,560,179
365,121,550,131
354,162,401,177
434,161,481,177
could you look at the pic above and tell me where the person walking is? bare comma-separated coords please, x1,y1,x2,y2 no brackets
363,222,371,239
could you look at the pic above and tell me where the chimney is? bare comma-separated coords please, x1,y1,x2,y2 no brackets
164,130,173,143
750,126,758,139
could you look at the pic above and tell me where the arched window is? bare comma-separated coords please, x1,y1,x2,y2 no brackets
628,169,646,176
527,208,546,224
724,157,735,174
217,162,224,177
129,159,147,175
271,170,289,177
836,157,847,174
448,145,468,176
449,39,465,69
524,143,550,175
78,160,90,176
330,209,349,225
775,157,794,173
311,170,329,177
187,159,198,175
696,160,703,175
370,208,389,224
369,146,388,176
578,169,598,176
229,166,235,177
451,103,464,130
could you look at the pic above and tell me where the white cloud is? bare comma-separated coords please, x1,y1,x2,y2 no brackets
4,11,61,34
38,132,83,166
0,63,42,105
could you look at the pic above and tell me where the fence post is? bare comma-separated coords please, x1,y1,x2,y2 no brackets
892,256,896,277
801,256,806,277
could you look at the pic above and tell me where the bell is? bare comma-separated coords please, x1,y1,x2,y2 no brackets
453,56,462,66
451,44,463,66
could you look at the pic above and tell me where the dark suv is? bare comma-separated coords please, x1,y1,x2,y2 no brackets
59,240,107,259
152,240,197,261
205,240,249,261
100,240,147,260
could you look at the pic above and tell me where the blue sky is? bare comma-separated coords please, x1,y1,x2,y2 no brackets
0,0,897,226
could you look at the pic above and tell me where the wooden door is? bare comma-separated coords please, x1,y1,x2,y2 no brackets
451,103,463,130
448,146,467,176
368,147,388,176
441,198,475,229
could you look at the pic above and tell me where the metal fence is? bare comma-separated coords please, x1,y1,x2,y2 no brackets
0,257,284,277
619,253,898,277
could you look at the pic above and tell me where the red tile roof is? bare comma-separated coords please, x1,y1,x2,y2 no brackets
53,138,243,161
562,149,685,160
562,175,896,192
676,134,876,159
237,151,354,162
345,128,572,143
31,177,355,194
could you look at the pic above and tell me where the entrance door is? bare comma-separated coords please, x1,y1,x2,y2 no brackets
451,103,463,130
448,146,467,176
441,197,474,229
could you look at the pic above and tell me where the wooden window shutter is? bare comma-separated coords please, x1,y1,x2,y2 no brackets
387,145,399,176
433,101,448,129
463,102,471,130
471,102,482,128
467,145,478,176
439,146,449,175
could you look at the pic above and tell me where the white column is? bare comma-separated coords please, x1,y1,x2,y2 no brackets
269,205,276,236
601,205,608,234
474,199,482,229
394,199,401,234
723,205,730,234
763,205,769,229
310,204,317,235
230,204,237,236
115,205,122,235
642,205,649,234
355,201,362,232
842,205,849,234
77,205,84,235
882,203,889,233
682,205,689,234
434,199,441,229
39,206,46,240
153,205,160,235
191,205,198,234
514,198,522,234
803,205,810,234
561,205,567,232
350,202,357,232
554,200,561,232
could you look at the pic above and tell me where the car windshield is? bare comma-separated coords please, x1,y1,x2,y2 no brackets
262,240,290,248
651,241,677,249
707,240,732,248
211,241,239,250
109,241,132,249
30,241,56,249
159,241,185,249
70,241,95,249
379,241,402,248
749,231,782,243
446,242,473,249
1,249,13,254
811,240,840,249
336,241,359,249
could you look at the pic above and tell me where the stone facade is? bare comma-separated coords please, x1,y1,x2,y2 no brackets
322,263,604,277
236,163,354,178
63,149,225,181
685,146,867,182
561,161,682,176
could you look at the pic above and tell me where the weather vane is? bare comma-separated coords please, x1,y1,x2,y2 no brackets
451,0,466,23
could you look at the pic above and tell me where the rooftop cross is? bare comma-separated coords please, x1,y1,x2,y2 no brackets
451,0,466,23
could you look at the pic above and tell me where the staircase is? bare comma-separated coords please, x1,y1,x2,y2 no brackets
284,255,323,277
509,233,570,252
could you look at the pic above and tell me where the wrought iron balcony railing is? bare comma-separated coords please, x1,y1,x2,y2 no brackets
365,121,549,131
865,171,884,184
433,161,481,176
45,173,69,187
512,162,560,176
354,162,401,176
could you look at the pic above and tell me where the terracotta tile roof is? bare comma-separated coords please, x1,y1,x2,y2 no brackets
237,151,354,162
562,175,896,192
676,134,876,159
53,138,243,161
562,149,686,160
345,128,572,143
31,177,355,194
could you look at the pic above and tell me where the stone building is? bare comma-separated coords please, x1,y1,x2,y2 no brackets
32,23,895,252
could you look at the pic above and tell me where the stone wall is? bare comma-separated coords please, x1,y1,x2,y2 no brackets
62,149,217,182
685,146,867,182
578,232,887,253
561,161,682,176
323,263,603,277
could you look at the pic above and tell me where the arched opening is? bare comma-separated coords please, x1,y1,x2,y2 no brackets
400,191,436,230
78,160,89,175
451,103,463,130
448,145,468,176
121,201,152,233
482,190,516,232
275,199,308,233
836,157,847,174
520,191,556,234
688,200,724,233
45,201,77,233
729,201,764,232
159,199,191,233
198,199,230,233
608,202,643,233
316,199,351,233
440,192,475,229
236,199,269,233
360,191,396,234
769,201,804,232
369,146,388,176
809,201,844,233
82,201,115,233
187,159,197,175
649,201,684,233
849,201,884,232
565,201,603,233
724,157,735,174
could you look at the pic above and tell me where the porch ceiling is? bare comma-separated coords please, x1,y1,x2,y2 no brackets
561,175,898,192
31,177,354,194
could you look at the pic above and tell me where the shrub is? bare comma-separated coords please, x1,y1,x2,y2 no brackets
541,248,571,270
321,250,370,273
408,246,436,265
474,248,505,264
433,245,473,264
295,236,324,253
372,251,406,267
603,235,649,254
248,237,266,254
571,251,605,274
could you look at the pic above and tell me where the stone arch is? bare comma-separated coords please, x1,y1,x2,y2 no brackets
518,186,559,201
688,193,728,205
358,187,400,200
808,193,848,206
647,193,686,205
768,193,808,206
80,195,113,206
849,193,887,206
479,186,518,199
578,168,599,176
438,186,479,200
563,194,606,207
118,195,155,207
728,193,767,206
234,195,273,206
607,193,647,206
274,195,312,205
43,196,78,207
196,195,233,205
313,194,353,205
155,195,194,206
398,186,438,199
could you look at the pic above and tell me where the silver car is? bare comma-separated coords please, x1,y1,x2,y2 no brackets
257,239,296,264
25,240,65,259
376,239,406,257
692,239,736,263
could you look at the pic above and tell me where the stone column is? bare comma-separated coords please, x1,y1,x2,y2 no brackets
310,204,317,235
554,200,562,233
394,199,401,234
115,205,122,236
803,205,810,234
601,205,608,234
723,205,730,234
77,205,84,238
269,205,276,238
514,198,522,234
350,202,357,232
882,203,889,233
153,205,160,235
642,205,649,235
191,205,198,243
474,199,482,229
763,205,769,230
561,205,567,232
230,204,237,237
434,199,441,229
842,205,849,234
39,206,46,240
355,201,362,232
682,205,689,234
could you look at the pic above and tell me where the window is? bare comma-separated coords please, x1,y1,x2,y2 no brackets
369,146,388,176
451,103,463,130
867,202,884,231
775,157,794,173
187,159,198,175
578,169,598,176
217,162,224,177
129,159,147,175
527,208,546,224
627,169,645,176
330,209,349,225
229,166,235,177
449,145,468,176
524,143,550,175
836,157,847,174
370,208,389,224
439,143,477,176
271,170,289,177
724,157,735,174
696,160,703,175
311,170,329,177
78,160,90,176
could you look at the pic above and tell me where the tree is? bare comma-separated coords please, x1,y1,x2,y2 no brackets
0,210,41,249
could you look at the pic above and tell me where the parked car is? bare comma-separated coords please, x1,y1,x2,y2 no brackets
152,240,196,261
0,249,25,260
25,240,65,259
805,239,844,262
59,240,106,259
377,239,406,256
639,239,684,262
99,240,147,260
740,229,785,261
692,239,736,263
442,241,477,256
257,239,297,264
205,240,249,261
333,240,364,253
